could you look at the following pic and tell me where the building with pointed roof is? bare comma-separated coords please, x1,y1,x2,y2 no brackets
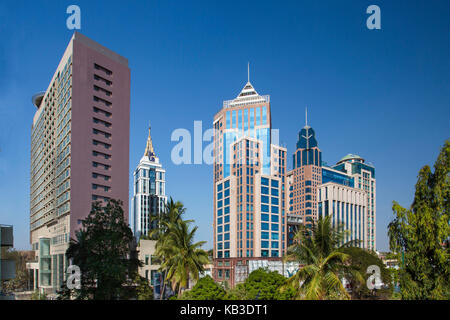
131,125,167,240
287,110,376,251
212,74,287,287
287,109,323,244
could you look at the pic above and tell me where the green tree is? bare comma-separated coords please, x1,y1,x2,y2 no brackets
135,275,154,300
156,218,209,298
31,289,47,300
1,249,32,292
226,268,295,300
339,247,393,300
388,140,450,300
179,276,226,300
283,215,363,300
149,197,191,299
60,199,141,300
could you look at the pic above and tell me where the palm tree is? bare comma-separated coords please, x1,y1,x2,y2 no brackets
148,197,190,299
283,215,363,300
156,219,209,298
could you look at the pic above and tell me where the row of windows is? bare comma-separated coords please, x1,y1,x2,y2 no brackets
92,183,110,192
225,106,268,130
93,106,111,117
94,85,112,96
93,117,112,128
94,74,112,86
94,63,112,75
93,150,111,159
93,139,111,149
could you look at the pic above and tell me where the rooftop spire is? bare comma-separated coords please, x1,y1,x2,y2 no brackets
305,107,308,126
144,122,155,158
304,107,310,129
248,62,250,83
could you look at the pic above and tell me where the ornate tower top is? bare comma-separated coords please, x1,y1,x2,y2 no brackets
144,122,155,158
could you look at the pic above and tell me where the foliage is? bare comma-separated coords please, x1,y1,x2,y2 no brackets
388,140,450,299
1,249,32,292
152,198,209,298
339,247,393,299
226,268,295,300
283,215,363,300
179,276,226,300
135,275,154,300
59,199,141,300
31,290,47,300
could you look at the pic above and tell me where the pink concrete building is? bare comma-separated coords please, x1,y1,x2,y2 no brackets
28,32,130,293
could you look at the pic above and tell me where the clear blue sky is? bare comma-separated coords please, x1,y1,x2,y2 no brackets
0,1,449,251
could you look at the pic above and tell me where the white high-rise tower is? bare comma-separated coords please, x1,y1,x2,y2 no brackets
131,125,167,239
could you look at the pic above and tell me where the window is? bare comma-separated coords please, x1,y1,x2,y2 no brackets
94,85,112,96
94,74,112,86
94,63,112,75
93,118,112,128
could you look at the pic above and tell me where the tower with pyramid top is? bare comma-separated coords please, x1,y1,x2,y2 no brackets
131,124,167,239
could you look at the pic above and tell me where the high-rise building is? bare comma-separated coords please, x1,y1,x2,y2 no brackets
332,154,376,250
287,111,322,244
287,112,375,250
28,32,130,293
131,125,167,240
212,79,287,287
318,167,369,248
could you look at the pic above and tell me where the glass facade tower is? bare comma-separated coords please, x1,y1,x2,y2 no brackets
213,81,287,287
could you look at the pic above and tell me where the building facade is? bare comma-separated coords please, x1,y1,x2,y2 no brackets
131,125,167,240
286,114,375,250
288,113,322,228
212,80,287,287
319,167,368,248
28,32,130,293
0,225,15,300
137,239,162,298
287,114,322,245
332,154,376,250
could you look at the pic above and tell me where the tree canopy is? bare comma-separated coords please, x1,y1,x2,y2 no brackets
388,140,450,299
59,199,141,300
283,215,363,300
339,247,393,299
180,275,226,300
226,268,295,300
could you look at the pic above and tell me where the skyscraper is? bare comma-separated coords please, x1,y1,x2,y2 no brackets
287,113,375,250
332,154,376,250
131,125,167,240
28,32,130,293
213,78,287,287
287,110,322,243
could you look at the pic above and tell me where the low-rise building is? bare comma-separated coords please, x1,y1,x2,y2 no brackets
1,224,15,300
137,239,162,298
